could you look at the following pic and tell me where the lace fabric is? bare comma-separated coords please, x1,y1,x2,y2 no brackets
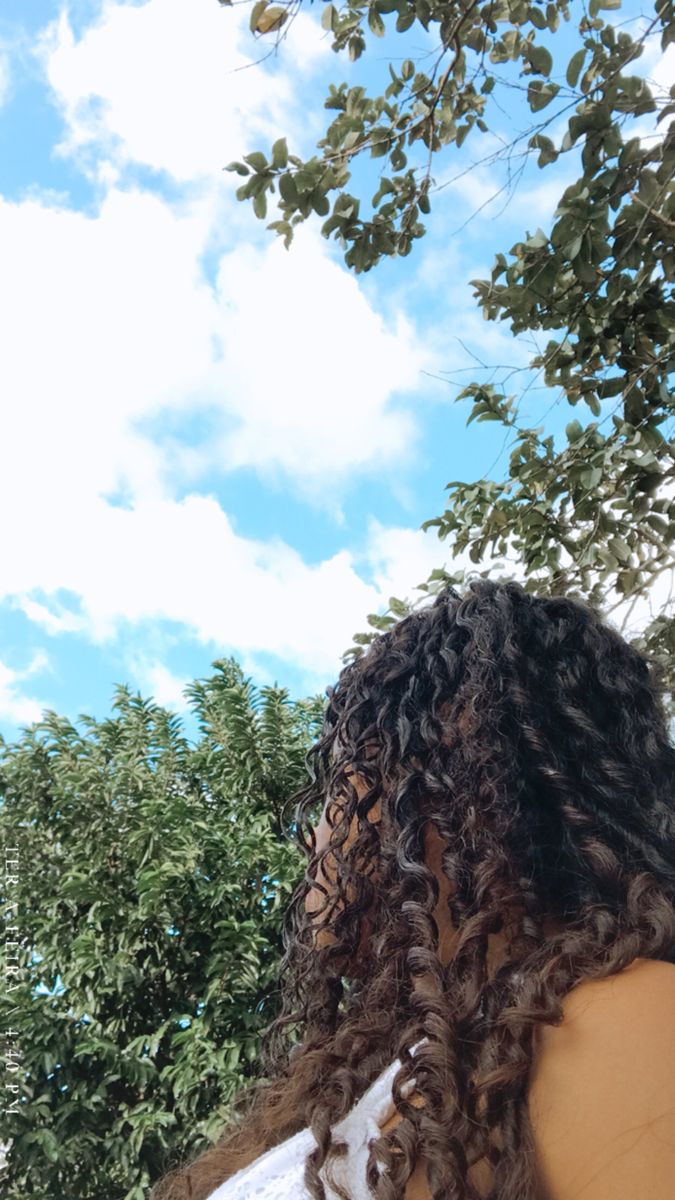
205,1040,428,1200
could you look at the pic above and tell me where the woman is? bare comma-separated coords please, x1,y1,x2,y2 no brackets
151,579,675,1200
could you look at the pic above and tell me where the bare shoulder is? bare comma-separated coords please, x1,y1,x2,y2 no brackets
528,957,675,1200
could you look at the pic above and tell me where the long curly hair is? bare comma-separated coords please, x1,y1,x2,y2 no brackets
151,578,675,1200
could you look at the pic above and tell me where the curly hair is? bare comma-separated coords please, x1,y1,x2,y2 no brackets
150,578,675,1200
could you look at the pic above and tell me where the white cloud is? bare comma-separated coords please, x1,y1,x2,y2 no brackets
0,656,49,727
0,180,429,607
22,648,51,677
0,0,442,683
37,0,330,182
0,492,389,666
0,0,432,617
131,660,192,712
209,230,425,501
0,185,217,555
15,598,85,637
432,139,577,240
2,482,513,684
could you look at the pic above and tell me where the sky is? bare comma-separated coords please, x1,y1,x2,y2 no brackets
0,0,672,745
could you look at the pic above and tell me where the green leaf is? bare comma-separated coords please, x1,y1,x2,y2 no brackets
253,191,268,219
563,231,582,259
528,45,553,76
597,377,624,398
528,133,558,165
396,8,415,31
389,596,410,617
244,151,268,173
580,465,602,488
528,80,561,111
321,3,336,31
528,5,547,29
566,48,586,88
368,8,385,36
609,536,632,564
526,227,549,249
295,169,319,194
455,123,471,148
271,138,288,170
278,173,298,204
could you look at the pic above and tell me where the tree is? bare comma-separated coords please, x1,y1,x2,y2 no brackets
223,0,675,708
0,664,324,1200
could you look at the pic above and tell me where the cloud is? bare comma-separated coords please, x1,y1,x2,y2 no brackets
130,660,192,712
208,230,426,500
0,0,432,620
15,598,86,637
2,480,519,687
36,0,331,182
359,516,525,600
0,184,218,544
0,653,50,727
22,648,51,677
0,492,402,668
0,179,429,619
0,0,443,685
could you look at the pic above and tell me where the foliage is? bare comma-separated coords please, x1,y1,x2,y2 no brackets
0,665,324,1199
223,0,675,708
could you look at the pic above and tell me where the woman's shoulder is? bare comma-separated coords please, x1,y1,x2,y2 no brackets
563,953,675,1005
527,956,675,1200
529,955,675,1095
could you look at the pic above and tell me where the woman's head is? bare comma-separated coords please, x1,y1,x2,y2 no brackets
303,769,566,989
152,578,675,1200
300,577,675,984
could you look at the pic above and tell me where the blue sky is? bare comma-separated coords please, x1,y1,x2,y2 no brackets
0,0,671,745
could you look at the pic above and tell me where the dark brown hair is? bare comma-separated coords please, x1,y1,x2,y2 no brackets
151,578,675,1200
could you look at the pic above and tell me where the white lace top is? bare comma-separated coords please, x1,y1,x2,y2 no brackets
205,1039,428,1200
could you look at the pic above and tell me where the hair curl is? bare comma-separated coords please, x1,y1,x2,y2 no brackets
151,578,675,1200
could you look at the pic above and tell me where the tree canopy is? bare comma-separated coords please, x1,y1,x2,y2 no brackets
0,666,324,1199
224,0,675,706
